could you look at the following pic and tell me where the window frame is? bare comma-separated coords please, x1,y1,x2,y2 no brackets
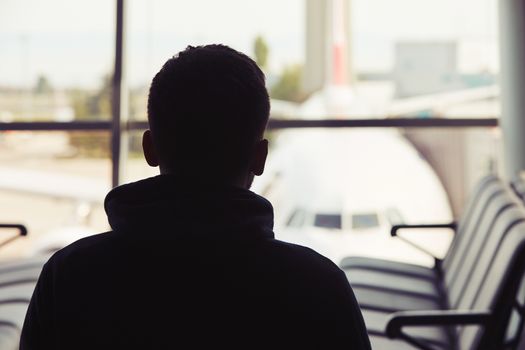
0,0,500,188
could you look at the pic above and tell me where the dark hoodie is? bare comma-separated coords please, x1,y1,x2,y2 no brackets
20,175,371,349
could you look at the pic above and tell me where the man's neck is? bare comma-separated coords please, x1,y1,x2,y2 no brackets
158,169,253,190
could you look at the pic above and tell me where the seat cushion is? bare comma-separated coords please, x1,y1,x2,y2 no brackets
0,267,42,287
339,256,436,280
0,283,37,301
345,268,441,299
370,335,449,350
0,325,20,350
354,287,443,312
363,309,451,348
0,304,31,329
0,256,47,275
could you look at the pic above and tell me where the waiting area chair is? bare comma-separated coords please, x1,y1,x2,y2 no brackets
0,320,21,350
340,176,525,349
0,225,46,349
0,261,46,349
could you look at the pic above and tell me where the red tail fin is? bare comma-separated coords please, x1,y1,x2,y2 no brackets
332,0,347,86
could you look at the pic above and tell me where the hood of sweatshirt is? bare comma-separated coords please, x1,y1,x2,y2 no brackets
104,174,275,241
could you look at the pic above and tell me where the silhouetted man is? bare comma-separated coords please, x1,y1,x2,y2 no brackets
20,45,371,349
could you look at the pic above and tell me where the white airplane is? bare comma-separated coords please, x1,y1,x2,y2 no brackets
253,128,454,267
252,0,457,267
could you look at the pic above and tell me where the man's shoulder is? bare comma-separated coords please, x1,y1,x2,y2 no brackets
47,231,117,265
261,237,344,277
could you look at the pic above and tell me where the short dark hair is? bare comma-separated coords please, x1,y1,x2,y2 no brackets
147,44,270,178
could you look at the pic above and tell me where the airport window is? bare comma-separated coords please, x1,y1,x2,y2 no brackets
0,130,111,259
0,0,115,122
0,0,114,258
0,0,501,266
351,213,379,229
126,0,499,121
314,214,342,230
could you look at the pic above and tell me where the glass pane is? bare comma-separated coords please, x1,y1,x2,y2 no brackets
123,0,501,266
0,131,111,260
124,126,501,266
127,0,498,120
127,0,303,121
0,0,115,122
253,127,501,266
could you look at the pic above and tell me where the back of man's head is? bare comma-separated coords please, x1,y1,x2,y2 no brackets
147,44,270,182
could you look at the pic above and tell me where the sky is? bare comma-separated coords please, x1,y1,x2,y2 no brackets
0,0,498,89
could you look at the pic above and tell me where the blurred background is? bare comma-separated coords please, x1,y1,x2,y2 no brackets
0,0,501,265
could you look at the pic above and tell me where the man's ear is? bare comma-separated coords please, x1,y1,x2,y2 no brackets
250,139,268,176
142,130,160,167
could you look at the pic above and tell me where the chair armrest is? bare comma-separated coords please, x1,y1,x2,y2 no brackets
390,223,456,265
390,223,457,237
0,224,28,236
0,224,28,250
386,309,492,339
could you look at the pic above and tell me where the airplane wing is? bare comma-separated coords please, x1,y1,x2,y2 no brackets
386,85,499,118
0,167,109,203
